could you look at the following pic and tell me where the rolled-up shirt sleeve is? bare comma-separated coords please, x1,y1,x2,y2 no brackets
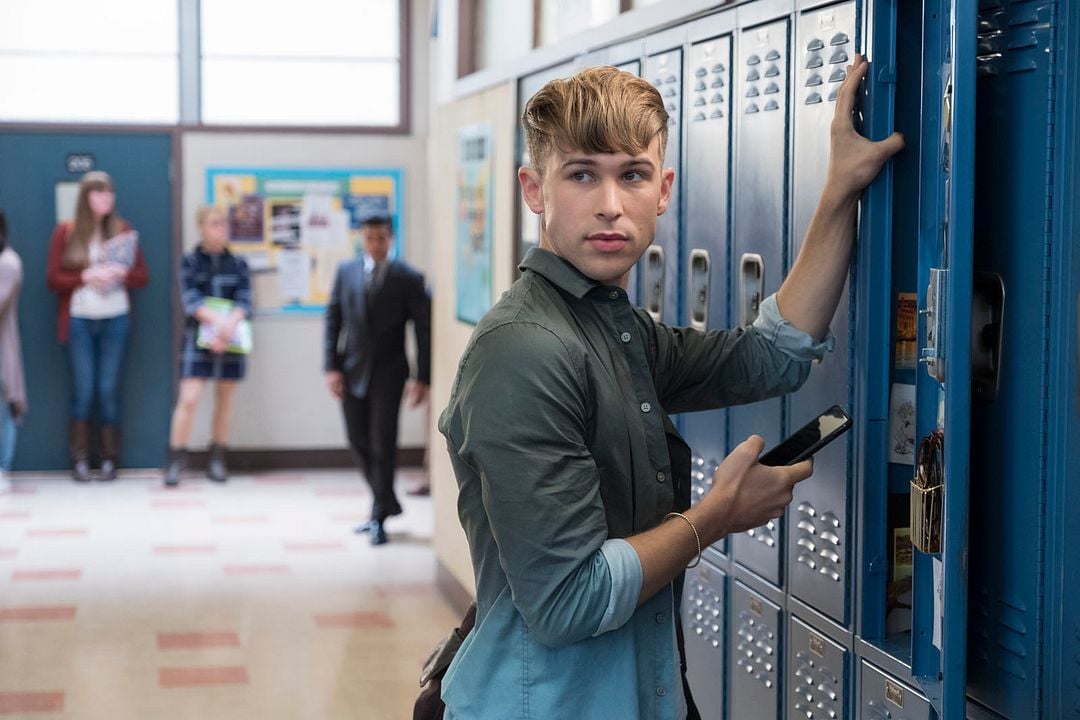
594,538,643,636
448,322,622,648
751,293,835,361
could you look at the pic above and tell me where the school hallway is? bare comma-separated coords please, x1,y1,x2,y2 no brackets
0,469,457,719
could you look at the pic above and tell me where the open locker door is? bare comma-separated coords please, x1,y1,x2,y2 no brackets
909,0,976,716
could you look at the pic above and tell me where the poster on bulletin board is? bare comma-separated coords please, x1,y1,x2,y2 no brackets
206,167,404,314
455,123,493,325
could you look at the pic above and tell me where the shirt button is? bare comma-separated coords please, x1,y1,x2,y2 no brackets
640,402,652,413
620,331,631,343
656,687,667,697
608,290,619,300
656,471,666,483
655,612,665,624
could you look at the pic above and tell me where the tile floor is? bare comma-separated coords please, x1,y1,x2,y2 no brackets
0,469,459,719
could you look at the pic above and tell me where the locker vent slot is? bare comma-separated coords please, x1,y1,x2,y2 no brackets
687,573,724,650
793,649,842,718
794,501,843,582
690,454,718,505
970,584,1032,681
735,609,777,688
746,519,777,548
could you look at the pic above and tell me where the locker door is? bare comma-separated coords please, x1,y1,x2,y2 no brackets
683,24,734,565
730,16,791,588
787,0,857,626
788,616,848,720
860,662,932,720
643,40,683,326
965,2,1058,717
908,1,976,717
730,581,782,720
684,561,727,720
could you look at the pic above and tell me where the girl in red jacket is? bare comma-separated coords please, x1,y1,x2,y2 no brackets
46,171,148,482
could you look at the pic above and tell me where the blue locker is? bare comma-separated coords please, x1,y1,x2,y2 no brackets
788,615,849,720
730,580,783,720
730,11,792,588
682,13,735,565
684,560,728,720
860,662,932,720
787,0,857,626
643,28,685,326
965,1,1056,717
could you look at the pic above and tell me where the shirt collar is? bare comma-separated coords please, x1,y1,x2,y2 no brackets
519,247,623,300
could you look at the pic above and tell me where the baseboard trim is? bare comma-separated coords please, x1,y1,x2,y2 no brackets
436,558,475,616
185,447,425,472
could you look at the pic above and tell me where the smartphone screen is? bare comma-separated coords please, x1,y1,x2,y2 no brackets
758,405,853,467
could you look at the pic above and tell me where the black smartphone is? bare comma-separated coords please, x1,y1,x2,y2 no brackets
758,405,853,467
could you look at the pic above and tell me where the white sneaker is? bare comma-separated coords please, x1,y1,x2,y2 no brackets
0,470,10,494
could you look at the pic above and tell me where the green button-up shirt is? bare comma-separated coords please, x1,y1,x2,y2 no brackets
439,248,829,719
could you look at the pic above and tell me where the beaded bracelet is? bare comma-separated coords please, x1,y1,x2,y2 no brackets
665,512,702,569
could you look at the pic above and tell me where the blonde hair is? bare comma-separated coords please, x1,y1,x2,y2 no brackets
522,66,669,174
196,204,226,227
63,171,124,270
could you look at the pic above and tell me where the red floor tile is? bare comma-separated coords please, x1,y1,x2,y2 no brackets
8,486,37,495
153,545,218,556
158,666,249,689
314,611,394,629
0,548,17,560
283,541,346,552
12,569,82,582
0,606,77,622
157,632,240,650
25,528,88,538
222,564,290,577
0,692,64,713
0,511,30,521
150,484,204,493
329,513,367,523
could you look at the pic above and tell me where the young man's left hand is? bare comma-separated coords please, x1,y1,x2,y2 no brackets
407,381,429,408
827,53,906,199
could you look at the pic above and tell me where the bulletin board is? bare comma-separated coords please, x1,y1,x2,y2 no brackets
455,123,493,325
206,167,404,314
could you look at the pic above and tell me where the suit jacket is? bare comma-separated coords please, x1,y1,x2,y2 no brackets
324,257,431,398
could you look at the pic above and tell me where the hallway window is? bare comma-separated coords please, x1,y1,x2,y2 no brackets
200,0,404,128
0,0,179,124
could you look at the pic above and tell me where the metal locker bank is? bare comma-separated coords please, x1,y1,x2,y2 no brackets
510,0,1080,716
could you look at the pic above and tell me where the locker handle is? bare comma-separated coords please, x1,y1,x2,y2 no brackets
971,271,1005,402
643,245,665,322
738,253,765,326
688,249,711,330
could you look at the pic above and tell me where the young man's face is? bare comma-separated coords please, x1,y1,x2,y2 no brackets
519,136,674,288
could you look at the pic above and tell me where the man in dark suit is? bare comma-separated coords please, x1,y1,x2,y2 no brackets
324,215,431,546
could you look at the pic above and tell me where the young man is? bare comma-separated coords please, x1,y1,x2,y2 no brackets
438,60,902,718
324,216,431,546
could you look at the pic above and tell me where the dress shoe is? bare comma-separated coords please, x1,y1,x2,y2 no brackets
72,460,92,483
207,444,228,483
98,459,117,482
406,484,431,497
354,520,377,534
369,520,388,546
164,448,187,487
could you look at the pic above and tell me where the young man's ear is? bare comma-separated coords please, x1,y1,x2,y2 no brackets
518,166,545,215
656,167,676,217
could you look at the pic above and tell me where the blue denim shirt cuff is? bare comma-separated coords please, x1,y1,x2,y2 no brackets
752,293,835,361
594,538,643,636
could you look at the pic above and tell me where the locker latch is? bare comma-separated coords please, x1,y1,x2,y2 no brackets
688,249,711,331
971,272,1005,402
644,246,665,322
919,267,948,383
738,253,764,326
